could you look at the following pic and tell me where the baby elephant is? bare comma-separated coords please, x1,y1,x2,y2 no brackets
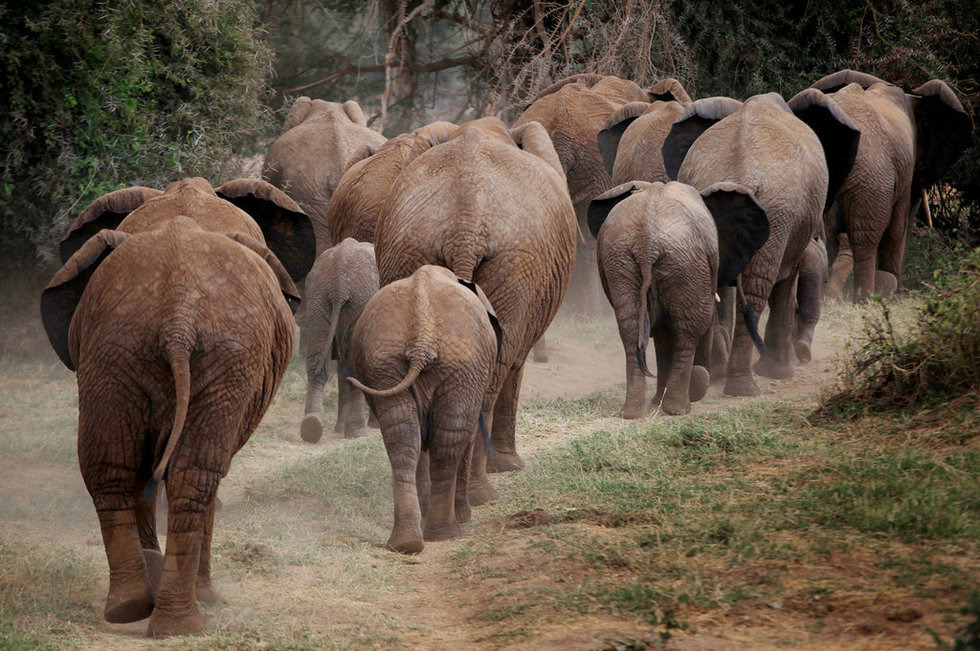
301,238,379,442
589,180,768,417
348,266,501,554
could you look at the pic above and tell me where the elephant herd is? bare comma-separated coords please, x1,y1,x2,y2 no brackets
39,68,969,637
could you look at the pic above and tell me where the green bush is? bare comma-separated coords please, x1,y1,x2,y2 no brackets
0,0,273,265
819,247,980,414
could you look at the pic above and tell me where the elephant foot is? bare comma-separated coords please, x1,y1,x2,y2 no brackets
146,606,206,637
532,350,549,363
794,340,812,364
386,528,424,555
368,412,380,429
620,401,646,420
724,374,760,397
660,393,692,416
689,365,710,403
300,414,323,443
195,578,218,604
874,270,897,299
468,479,499,506
344,425,369,439
424,520,462,542
104,583,155,624
753,357,794,380
487,450,525,473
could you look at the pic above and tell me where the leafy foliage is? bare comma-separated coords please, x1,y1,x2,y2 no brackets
818,247,980,414
0,0,273,264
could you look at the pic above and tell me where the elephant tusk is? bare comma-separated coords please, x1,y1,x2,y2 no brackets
715,292,721,303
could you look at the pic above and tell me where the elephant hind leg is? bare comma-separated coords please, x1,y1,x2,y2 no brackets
377,401,425,554
487,366,525,473
753,275,796,380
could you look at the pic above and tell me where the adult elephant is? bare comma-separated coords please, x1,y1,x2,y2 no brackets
41,215,300,636
512,74,678,314
263,97,387,255
595,78,693,185
57,177,315,283
326,121,457,244
663,91,860,396
809,70,971,301
373,117,576,503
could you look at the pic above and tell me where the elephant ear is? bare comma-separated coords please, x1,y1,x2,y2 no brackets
510,121,565,180
225,233,302,315
530,73,606,102
810,69,888,94
597,102,653,175
280,96,313,135
788,88,861,213
908,80,972,192
342,100,368,126
215,179,316,283
647,78,692,106
344,142,381,173
406,121,459,163
41,229,130,371
454,277,504,361
662,97,743,180
587,181,652,239
700,182,770,288
59,186,161,263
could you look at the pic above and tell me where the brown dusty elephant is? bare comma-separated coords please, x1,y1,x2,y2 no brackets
263,97,387,255
512,74,673,315
347,265,501,554
662,91,860,396
301,238,380,443
809,70,971,301
587,180,769,417
40,215,301,637
326,121,458,244
596,78,693,185
373,116,577,503
57,177,315,283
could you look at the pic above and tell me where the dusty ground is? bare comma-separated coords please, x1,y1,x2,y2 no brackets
0,302,966,650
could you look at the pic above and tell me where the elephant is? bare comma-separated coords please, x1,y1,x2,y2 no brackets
596,78,693,185
662,90,861,396
263,97,387,255
347,265,501,554
326,121,458,245
373,116,577,503
512,75,681,315
300,237,380,443
57,177,315,283
587,180,769,417
40,215,301,637
809,70,971,301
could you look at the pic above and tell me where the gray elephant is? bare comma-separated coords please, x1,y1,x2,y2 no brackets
41,213,303,637
596,78,693,185
662,91,860,396
810,70,971,301
588,180,769,417
263,97,387,254
374,117,577,503
348,265,501,554
301,238,380,442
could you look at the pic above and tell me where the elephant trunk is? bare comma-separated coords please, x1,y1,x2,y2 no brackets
347,355,426,397
153,343,192,481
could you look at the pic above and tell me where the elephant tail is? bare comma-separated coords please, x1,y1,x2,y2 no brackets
311,298,343,382
346,355,427,397
736,277,765,356
635,260,655,378
153,344,192,482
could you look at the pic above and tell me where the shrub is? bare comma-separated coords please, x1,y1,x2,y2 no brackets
818,247,980,415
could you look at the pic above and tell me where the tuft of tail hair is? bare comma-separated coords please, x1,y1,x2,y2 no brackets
479,411,493,457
